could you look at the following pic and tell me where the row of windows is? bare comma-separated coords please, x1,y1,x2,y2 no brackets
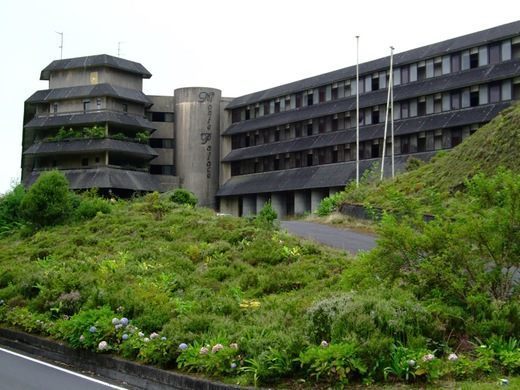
231,79,517,150
147,111,175,122
231,37,520,123
149,138,175,148
150,165,176,175
230,126,477,176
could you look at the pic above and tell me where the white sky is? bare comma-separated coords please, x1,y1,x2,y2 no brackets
0,0,518,194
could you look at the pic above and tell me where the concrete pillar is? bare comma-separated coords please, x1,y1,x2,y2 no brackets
311,190,325,213
242,196,256,217
256,194,268,213
220,197,239,216
294,191,307,215
271,193,286,219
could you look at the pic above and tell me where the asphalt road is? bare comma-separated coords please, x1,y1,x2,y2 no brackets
0,347,126,390
281,220,377,253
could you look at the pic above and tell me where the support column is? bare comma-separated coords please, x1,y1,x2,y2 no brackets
242,196,256,217
311,190,325,213
271,193,287,219
256,194,268,213
219,197,239,216
294,191,308,215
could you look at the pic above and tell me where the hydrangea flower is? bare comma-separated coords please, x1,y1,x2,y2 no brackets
408,359,416,367
115,324,123,330
161,336,167,341
199,347,209,355
320,340,329,348
98,341,108,350
89,326,97,333
143,337,150,343
150,332,159,340
0,299,4,305
120,317,129,326
122,334,129,341
111,318,120,325
230,363,237,369
422,353,435,362
448,353,458,361
138,332,144,337
229,343,239,350
79,335,85,342
179,343,188,351
211,343,224,353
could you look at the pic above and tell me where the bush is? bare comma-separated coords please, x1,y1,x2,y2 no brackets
21,171,73,227
0,184,26,235
316,191,346,216
170,188,198,207
255,201,277,227
75,190,112,220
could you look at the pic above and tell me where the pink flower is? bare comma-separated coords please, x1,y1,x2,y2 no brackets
98,341,108,350
422,353,435,362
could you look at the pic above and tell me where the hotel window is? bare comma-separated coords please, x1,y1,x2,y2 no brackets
417,62,426,81
295,93,302,108
401,66,409,84
274,101,280,113
502,40,512,61
489,82,501,103
331,84,338,99
96,98,101,109
401,135,410,154
451,53,460,73
254,106,259,117
401,101,409,118
442,55,451,75
306,153,313,166
470,88,480,107
245,108,250,120
232,109,241,123
306,122,313,136
285,96,291,109
469,50,479,69
489,43,501,64
451,91,461,110
307,93,314,106
372,107,380,124
451,128,462,147
53,103,58,114
263,102,270,115
318,118,326,133
81,158,89,167
83,100,90,113
344,81,351,96
372,74,380,90
122,103,128,113
295,123,302,137
425,59,434,78
364,75,372,92
331,116,338,131
434,58,442,77
319,87,326,103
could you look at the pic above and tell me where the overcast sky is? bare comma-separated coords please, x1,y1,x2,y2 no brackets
0,0,517,194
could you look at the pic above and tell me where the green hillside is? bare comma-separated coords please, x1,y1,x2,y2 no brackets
340,102,520,212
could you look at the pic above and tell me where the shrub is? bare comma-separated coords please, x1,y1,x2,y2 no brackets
316,191,346,216
255,201,277,227
135,131,150,144
0,184,26,235
21,171,73,227
75,190,111,220
170,188,198,207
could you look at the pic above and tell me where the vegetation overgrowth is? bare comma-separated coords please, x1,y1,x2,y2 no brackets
0,164,518,386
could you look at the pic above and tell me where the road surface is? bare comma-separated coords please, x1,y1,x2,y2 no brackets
0,347,126,390
281,220,376,253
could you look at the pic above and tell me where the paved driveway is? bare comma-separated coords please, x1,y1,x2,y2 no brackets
280,220,377,254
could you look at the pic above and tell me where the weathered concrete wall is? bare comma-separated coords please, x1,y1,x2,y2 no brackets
49,68,143,90
175,87,221,208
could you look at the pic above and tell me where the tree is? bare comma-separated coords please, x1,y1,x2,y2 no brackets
21,171,73,227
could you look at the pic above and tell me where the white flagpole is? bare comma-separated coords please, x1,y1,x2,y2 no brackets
356,35,360,187
390,47,395,178
380,46,394,181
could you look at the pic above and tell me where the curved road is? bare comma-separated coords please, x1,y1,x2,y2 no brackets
281,221,376,253
0,347,126,390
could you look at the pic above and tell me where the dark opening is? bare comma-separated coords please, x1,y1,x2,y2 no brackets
331,87,338,100
295,94,302,108
95,157,100,163
331,118,338,131
332,149,338,163
318,119,325,133
306,154,313,166
274,159,280,170
401,136,410,154
371,143,380,158
245,109,250,120
418,101,426,116
306,123,313,136
401,102,409,118
151,112,166,122
307,94,313,106
470,91,479,107
81,158,88,167
372,76,380,90
263,102,270,115
372,110,380,124
274,101,280,113
295,124,302,137
418,137,426,152
469,53,479,69
254,106,259,117
245,135,250,147
319,87,326,103
274,131,280,142
451,128,462,147
232,109,241,123
417,65,426,81
231,162,240,176
122,103,128,113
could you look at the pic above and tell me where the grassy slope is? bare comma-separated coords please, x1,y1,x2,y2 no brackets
342,103,520,211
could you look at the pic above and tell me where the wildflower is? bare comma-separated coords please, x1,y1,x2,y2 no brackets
408,359,416,367
320,340,329,348
112,318,120,325
117,306,124,313
120,317,129,326
79,335,85,342
89,326,97,333
115,324,123,330
500,379,509,386
211,343,224,353
98,341,108,350
0,299,4,305
138,332,144,337
143,337,150,343
229,343,239,350
230,363,237,369
422,353,435,362
122,334,129,341
199,347,209,355
179,343,188,351
161,336,167,341
150,332,159,340
448,353,458,361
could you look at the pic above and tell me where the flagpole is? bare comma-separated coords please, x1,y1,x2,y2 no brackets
390,47,395,179
380,46,394,181
355,35,360,187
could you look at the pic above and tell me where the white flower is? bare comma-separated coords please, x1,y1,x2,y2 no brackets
138,332,144,337
79,335,85,342
320,340,329,348
199,347,209,355
143,337,150,343
229,343,239,350
422,353,435,362
150,332,159,340
448,353,458,361
98,341,108,350
161,336,167,341
408,359,416,367
111,318,120,325
115,324,123,330
230,362,237,369
212,343,224,353
179,343,188,351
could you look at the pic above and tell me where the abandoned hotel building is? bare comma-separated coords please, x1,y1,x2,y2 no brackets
21,21,520,216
